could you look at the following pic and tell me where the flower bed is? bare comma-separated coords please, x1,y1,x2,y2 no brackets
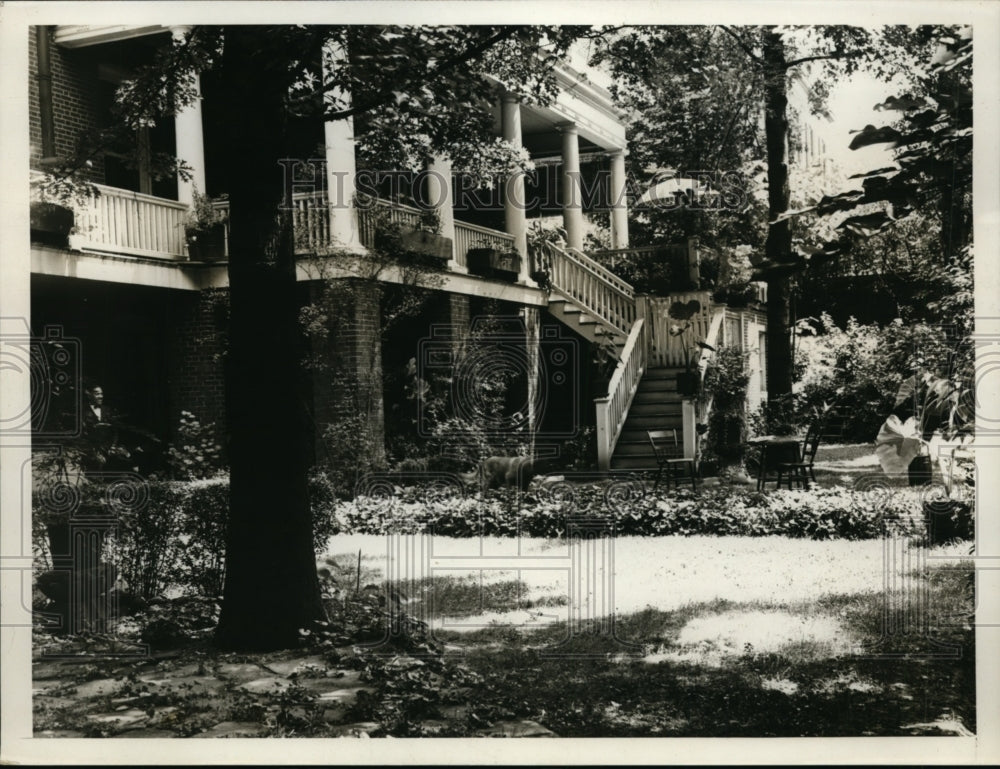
334,484,938,541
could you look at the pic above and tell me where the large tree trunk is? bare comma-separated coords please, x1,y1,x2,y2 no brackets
215,26,326,651
761,28,795,406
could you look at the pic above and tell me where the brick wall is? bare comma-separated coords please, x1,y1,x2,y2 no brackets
309,279,385,468
29,26,105,182
166,288,229,441
448,292,470,356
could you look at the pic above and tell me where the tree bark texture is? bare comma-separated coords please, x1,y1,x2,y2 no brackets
214,26,326,651
762,27,795,404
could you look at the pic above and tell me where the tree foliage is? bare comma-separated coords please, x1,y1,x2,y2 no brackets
98,24,588,651
790,27,972,271
590,27,768,257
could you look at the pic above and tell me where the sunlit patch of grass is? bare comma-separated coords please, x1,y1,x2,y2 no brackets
441,566,975,736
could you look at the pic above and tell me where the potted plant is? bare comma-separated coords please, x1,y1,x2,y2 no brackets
876,372,973,487
395,209,453,264
525,222,566,288
466,239,521,283
667,298,714,396
30,170,89,248
184,191,228,261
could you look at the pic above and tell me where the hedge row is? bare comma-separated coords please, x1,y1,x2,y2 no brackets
104,477,968,600
335,483,949,541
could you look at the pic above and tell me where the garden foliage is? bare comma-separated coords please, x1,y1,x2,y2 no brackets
333,483,940,542
106,473,343,601
791,314,959,441
701,346,750,467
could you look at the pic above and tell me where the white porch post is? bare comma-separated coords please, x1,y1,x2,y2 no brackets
170,26,206,205
427,156,464,272
501,93,531,284
609,149,629,249
559,122,585,252
322,40,360,249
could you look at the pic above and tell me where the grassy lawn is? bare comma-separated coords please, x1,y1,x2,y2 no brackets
320,530,975,737
33,444,974,738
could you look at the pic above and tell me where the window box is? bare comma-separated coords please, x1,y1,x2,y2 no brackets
467,247,521,283
186,223,227,261
30,201,75,247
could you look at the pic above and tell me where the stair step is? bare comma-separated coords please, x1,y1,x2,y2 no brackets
632,389,682,405
612,442,662,457
636,387,680,400
643,367,685,380
610,457,661,470
621,418,684,433
619,422,682,437
637,378,680,392
627,402,684,417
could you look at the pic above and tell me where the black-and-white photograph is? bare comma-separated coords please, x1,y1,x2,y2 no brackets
1,2,998,764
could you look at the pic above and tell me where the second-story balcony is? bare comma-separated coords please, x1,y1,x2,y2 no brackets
42,183,517,274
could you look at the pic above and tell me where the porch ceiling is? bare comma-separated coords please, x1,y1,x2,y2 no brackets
54,25,171,48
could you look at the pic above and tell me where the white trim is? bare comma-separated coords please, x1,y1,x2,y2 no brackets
53,25,169,48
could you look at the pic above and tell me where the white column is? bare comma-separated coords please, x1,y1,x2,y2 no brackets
559,122,585,252
501,94,531,284
170,26,206,206
322,40,360,250
427,156,464,272
609,149,629,249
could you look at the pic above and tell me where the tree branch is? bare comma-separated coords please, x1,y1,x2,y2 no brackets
316,26,524,122
784,50,859,70
719,25,763,66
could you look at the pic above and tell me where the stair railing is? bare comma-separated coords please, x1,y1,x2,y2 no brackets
595,317,648,471
544,241,636,335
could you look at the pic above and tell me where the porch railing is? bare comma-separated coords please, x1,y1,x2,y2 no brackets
453,220,516,270
68,183,190,260
356,198,424,251
595,317,648,470
641,291,714,368
65,187,516,267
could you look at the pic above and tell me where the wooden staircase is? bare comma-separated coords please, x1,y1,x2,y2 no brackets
609,367,685,470
546,296,627,347
540,240,730,471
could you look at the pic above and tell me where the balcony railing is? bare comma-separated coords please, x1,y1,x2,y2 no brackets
49,185,517,270
453,220,516,270
67,183,190,260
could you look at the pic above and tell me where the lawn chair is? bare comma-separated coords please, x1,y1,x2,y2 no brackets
647,429,697,491
774,420,823,490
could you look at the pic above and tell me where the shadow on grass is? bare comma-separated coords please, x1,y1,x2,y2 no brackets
433,562,975,736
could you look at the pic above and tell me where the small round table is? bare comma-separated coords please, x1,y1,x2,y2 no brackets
747,435,803,491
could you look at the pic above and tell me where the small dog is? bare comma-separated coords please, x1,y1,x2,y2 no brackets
460,455,559,492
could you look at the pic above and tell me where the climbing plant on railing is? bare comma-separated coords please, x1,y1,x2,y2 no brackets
700,346,751,474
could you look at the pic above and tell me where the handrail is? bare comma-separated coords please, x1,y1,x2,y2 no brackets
595,317,647,470
565,246,635,297
545,241,636,335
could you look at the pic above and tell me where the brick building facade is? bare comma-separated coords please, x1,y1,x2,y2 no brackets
30,25,697,474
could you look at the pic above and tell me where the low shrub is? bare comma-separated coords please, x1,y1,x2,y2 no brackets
105,473,346,600
331,484,939,542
